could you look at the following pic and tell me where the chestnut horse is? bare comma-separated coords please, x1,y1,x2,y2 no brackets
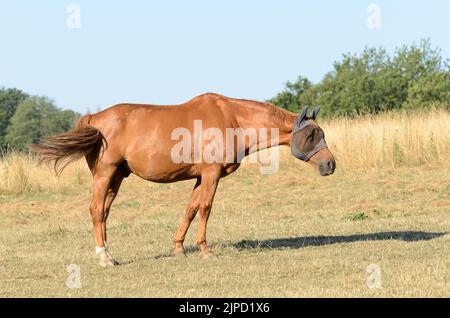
31,93,335,267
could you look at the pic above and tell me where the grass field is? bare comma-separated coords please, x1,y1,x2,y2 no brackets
0,109,449,297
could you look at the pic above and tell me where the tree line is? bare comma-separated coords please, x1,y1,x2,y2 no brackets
0,88,79,152
268,39,450,117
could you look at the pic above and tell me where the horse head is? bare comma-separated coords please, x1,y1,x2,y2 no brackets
291,106,336,176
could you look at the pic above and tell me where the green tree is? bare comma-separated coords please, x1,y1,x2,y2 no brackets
267,76,314,113
269,39,450,117
55,110,80,132
405,72,450,108
5,96,79,151
4,98,41,151
316,47,395,116
0,88,28,149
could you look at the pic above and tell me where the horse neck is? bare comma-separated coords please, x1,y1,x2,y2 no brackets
232,100,297,153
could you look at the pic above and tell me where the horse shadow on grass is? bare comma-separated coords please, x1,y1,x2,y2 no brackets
232,231,447,251
150,231,446,260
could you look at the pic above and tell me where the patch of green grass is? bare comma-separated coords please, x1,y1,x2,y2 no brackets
345,212,369,221
239,178,254,185
115,200,141,209
393,142,406,166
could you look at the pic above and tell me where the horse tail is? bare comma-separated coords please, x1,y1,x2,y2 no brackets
30,114,105,175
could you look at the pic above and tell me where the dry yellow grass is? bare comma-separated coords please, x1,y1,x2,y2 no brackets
321,108,449,168
0,109,449,297
0,152,87,195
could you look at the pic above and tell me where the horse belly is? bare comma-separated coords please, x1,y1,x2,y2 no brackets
126,149,199,183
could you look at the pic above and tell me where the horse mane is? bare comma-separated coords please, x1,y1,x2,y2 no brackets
191,93,297,132
230,96,297,132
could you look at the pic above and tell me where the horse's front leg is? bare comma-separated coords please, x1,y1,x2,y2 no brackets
173,178,201,257
196,167,221,259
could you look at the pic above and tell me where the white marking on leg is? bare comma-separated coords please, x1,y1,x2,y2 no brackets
95,246,106,255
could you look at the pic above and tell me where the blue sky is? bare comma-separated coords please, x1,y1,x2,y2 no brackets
1,1,449,113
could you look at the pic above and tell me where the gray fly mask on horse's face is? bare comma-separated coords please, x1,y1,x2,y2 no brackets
291,106,328,161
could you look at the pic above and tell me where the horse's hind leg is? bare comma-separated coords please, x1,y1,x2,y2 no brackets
101,170,125,260
89,163,118,267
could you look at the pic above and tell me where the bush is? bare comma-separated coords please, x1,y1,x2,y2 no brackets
268,39,450,117
4,96,79,151
0,88,28,149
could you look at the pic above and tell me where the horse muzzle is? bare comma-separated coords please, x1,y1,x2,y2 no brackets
318,159,336,176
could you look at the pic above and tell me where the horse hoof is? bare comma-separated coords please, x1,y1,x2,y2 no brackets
173,250,187,258
99,258,118,267
199,251,217,260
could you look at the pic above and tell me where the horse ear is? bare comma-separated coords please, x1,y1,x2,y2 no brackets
296,106,308,128
310,106,320,120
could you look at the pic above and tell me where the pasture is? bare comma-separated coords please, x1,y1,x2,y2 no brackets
0,109,449,297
